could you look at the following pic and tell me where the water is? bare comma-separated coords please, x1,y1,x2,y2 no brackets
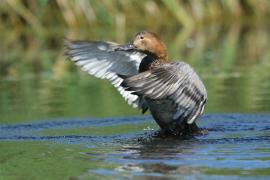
1,24,270,179
0,114,269,179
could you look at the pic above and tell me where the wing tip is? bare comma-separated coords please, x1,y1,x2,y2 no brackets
63,38,84,62
63,38,73,60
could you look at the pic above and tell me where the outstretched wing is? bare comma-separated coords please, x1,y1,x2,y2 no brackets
64,40,147,109
121,62,207,124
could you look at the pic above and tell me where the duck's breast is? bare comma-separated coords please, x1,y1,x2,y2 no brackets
146,98,178,129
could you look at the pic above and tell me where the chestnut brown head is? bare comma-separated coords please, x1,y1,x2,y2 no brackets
118,31,168,61
132,31,167,60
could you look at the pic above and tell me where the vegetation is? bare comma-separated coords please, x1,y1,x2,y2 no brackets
0,1,270,117
0,0,269,78
2,0,270,31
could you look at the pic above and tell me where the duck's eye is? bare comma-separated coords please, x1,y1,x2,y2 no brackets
140,36,144,40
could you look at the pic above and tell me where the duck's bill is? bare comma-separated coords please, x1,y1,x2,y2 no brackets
116,42,135,51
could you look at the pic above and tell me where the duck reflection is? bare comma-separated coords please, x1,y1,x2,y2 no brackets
115,132,207,176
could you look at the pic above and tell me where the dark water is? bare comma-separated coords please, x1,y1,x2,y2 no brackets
0,114,270,179
1,24,270,179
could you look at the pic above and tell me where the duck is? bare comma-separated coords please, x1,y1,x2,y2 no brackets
64,31,207,136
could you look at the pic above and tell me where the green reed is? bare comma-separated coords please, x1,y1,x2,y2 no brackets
1,0,270,31
0,0,270,79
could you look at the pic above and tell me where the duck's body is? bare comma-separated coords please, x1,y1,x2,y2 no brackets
65,31,207,136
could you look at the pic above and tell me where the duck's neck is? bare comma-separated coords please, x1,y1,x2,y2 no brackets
147,50,168,63
138,53,168,72
155,40,168,63
157,54,168,63
151,51,168,65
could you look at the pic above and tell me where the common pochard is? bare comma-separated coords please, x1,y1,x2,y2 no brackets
65,31,207,136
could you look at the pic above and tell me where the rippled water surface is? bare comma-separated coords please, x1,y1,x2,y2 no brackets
1,24,270,179
0,114,270,179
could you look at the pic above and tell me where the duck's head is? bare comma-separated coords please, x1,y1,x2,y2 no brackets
120,31,168,61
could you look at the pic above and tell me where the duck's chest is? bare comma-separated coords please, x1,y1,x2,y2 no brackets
145,98,177,126
138,56,165,72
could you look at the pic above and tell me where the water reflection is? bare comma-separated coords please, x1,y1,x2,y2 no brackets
1,24,270,124
107,114,270,178
0,113,269,178
112,137,206,178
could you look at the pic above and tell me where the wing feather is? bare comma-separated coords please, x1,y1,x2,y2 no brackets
64,40,147,108
121,62,207,123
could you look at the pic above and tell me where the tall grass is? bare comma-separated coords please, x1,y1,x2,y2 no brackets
1,0,270,32
0,0,269,78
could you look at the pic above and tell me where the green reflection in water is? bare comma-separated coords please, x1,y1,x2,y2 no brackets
1,24,270,124
38,122,155,136
0,114,269,179
0,142,116,180
0,76,139,123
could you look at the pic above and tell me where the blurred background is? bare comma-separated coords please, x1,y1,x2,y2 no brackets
1,0,270,123
1,1,270,179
